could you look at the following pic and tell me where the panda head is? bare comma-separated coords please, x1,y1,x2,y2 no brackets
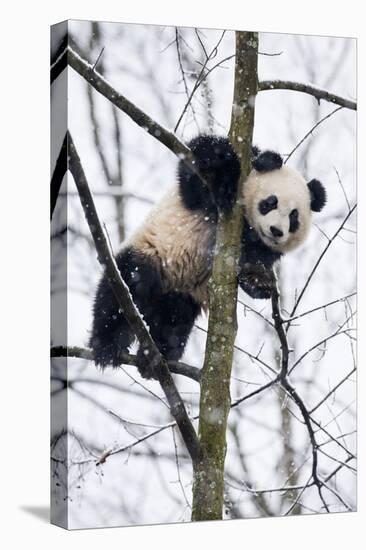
243,150,326,253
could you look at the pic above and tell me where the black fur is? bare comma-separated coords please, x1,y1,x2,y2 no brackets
137,291,200,379
258,194,278,215
89,246,200,378
307,179,327,212
90,134,324,376
289,208,300,233
252,150,283,173
90,247,162,368
241,220,282,268
238,220,281,299
178,135,241,213
251,145,261,159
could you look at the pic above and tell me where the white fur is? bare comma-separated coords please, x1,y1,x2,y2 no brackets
122,166,312,309
125,189,215,309
243,165,312,253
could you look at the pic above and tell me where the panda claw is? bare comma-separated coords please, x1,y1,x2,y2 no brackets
239,264,275,300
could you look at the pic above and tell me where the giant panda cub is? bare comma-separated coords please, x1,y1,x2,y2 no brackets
90,135,326,379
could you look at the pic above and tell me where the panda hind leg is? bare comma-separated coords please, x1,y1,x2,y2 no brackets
90,246,163,369
136,291,201,380
89,277,135,368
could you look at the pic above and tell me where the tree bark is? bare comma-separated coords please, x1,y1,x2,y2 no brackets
191,31,258,522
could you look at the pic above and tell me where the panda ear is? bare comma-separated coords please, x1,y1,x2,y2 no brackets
308,179,327,212
252,150,283,173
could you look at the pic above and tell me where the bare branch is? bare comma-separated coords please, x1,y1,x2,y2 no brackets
271,279,330,512
231,378,279,407
259,80,357,111
66,47,199,173
288,204,357,322
50,133,67,219
334,166,351,212
51,345,201,383
62,189,154,204
50,39,67,83
238,298,274,327
171,427,192,509
285,106,343,164
51,345,93,361
282,292,356,324
67,132,199,461
175,28,200,132
174,31,228,132
289,314,356,374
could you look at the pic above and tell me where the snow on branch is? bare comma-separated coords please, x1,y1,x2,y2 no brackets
67,132,199,461
259,80,357,111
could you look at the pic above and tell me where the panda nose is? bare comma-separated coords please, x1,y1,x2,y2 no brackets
270,226,283,238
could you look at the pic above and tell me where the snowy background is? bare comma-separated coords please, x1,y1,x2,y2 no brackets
51,21,356,529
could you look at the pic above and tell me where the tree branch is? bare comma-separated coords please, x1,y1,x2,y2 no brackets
67,132,199,462
51,345,201,383
174,30,227,133
50,133,67,219
285,106,343,164
66,47,200,173
259,80,357,111
309,367,356,414
288,204,357,322
50,39,67,83
271,279,330,512
281,291,356,324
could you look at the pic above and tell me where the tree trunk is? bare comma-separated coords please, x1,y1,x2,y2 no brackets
191,31,258,521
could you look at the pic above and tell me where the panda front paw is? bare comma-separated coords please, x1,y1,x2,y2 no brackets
136,347,161,380
213,188,237,213
239,263,275,300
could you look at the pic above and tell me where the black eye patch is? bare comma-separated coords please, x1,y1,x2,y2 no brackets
258,195,278,215
289,209,300,233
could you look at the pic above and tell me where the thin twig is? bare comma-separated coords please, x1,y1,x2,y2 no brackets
281,292,356,324
285,106,343,164
93,46,105,70
175,28,199,132
172,427,192,509
334,166,351,212
174,31,227,132
310,367,356,414
288,204,357,323
238,299,274,327
289,314,356,374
